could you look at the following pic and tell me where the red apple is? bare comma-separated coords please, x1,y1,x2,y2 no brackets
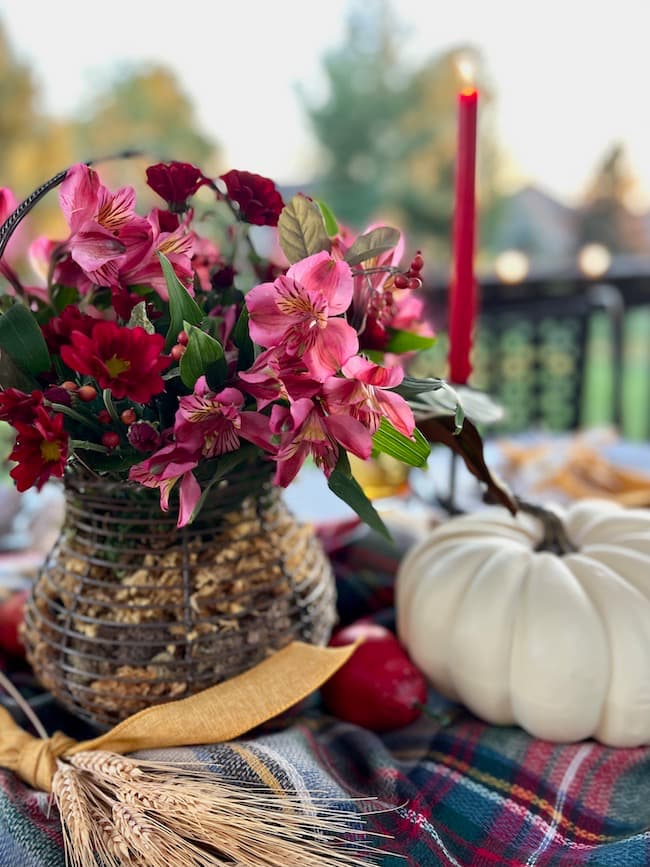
0,589,29,658
321,621,428,731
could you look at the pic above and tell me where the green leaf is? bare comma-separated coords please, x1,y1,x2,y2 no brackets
0,303,51,376
344,227,400,267
102,389,121,424
315,199,339,236
232,306,255,370
372,418,430,467
69,439,112,454
0,349,39,391
393,376,446,400
385,329,436,354
179,324,227,390
277,195,331,264
49,402,104,433
127,300,155,334
327,451,390,539
75,451,142,473
51,284,80,313
159,252,203,350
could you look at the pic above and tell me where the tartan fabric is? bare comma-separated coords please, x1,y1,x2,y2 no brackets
2,524,650,866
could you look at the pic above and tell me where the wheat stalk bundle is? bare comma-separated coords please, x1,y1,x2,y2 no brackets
0,642,388,866
50,750,383,867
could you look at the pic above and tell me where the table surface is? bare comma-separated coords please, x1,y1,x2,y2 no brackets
2,430,650,866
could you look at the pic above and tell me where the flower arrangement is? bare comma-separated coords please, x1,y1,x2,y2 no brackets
0,157,449,534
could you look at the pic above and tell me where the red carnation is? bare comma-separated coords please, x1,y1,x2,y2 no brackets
146,162,207,212
42,306,99,354
9,407,68,491
0,388,43,425
219,170,284,226
60,321,171,403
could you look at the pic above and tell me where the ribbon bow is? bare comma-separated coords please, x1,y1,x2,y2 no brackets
0,641,356,792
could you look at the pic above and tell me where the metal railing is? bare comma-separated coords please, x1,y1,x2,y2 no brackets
419,264,650,439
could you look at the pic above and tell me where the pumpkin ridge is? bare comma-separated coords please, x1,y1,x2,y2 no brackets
566,553,650,747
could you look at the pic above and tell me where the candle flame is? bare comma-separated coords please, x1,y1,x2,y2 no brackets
458,58,475,86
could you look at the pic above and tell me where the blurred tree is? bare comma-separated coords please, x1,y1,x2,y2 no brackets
394,46,502,258
77,65,217,168
0,21,38,179
577,144,650,254
0,27,221,241
301,1,503,262
300,1,407,227
74,65,220,201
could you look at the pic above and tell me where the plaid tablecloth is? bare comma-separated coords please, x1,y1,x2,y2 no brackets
2,521,650,867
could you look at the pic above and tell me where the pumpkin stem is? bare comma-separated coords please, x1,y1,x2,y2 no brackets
515,498,577,555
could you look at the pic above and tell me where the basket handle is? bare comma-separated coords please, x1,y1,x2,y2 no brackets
0,149,145,260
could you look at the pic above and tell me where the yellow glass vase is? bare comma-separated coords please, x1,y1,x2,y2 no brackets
348,453,411,501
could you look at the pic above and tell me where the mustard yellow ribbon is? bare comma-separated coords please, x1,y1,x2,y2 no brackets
0,641,357,792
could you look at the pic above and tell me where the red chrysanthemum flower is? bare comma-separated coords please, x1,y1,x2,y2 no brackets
0,388,43,425
219,170,284,226
146,162,207,212
60,321,171,403
41,305,99,354
9,407,68,491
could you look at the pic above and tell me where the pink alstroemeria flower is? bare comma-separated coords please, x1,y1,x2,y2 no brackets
129,442,201,527
323,356,415,438
175,379,272,457
270,398,372,487
119,208,194,299
28,236,92,298
245,251,359,381
59,163,151,286
237,347,320,410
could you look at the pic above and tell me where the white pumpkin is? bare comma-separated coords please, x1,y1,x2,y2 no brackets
396,499,650,747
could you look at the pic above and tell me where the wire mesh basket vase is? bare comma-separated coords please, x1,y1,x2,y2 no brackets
23,465,336,729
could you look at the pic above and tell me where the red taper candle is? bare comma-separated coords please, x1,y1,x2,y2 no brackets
448,86,478,385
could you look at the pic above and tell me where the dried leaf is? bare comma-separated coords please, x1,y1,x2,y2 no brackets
417,415,517,514
278,195,331,263
344,227,400,267
127,301,155,334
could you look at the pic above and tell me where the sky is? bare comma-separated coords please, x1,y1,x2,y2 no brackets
2,0,650,208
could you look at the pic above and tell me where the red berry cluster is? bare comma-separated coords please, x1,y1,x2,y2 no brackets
170,329,188,362
393,250,424,291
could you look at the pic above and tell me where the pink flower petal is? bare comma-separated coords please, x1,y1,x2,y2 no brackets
289,252,353,315
375,389,415,438
70,224,126,271
240,412,274,452
304,317,358,381
59,164,100,232
342,356,404,388
324,414,373,461
245,281,291,348
177,471,201,527
273,442,310,487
